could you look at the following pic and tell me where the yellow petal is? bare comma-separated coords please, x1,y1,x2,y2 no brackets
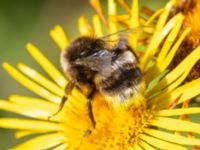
145,8,164,26
141,13,183,70
49,25,69,51
150,78,200,108
9,95,57,108
92,14,103,37
15,130,47,139
157,27,190,66
145,26,190,85
128,0,139,49
165,45,200,89
156,0,175,30
118,0,131,13
150,117,200,134
138,140,155,150
139,17,147,25
146,29,192,95
130,0,139,28
148,45,200,100
133,144,143,150
160,65,192,95
52,144,68,150
139,134,187,150
78,16,93,36
2,63,61,103
9,95,60,120
0,100,58,121
144,128,200,145
26,43,67,88
157,107,200,116
0,118,63,131
13,133,66,150
108,0,118,34
18,63,63,97
90,0,108,29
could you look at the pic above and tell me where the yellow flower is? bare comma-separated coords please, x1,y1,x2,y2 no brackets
169,0,200,80
1,0,200,149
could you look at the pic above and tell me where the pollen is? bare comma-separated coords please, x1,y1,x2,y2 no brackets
62,93,152,149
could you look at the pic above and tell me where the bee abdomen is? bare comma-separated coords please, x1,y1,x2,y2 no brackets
98,67,142,96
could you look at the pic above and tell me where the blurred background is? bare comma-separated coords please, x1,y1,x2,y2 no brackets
0,0,167,149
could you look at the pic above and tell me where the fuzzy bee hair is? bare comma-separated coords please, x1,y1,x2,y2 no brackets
61,36,142,105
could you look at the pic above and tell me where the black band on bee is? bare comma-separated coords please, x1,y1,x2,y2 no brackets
100,67,142,95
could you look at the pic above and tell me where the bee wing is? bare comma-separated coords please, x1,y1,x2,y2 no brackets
75,50,113,71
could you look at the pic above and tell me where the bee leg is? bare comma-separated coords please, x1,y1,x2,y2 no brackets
48,80,75,120
87,85,96,128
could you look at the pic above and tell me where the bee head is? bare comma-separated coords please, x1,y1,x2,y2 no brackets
61,36,110,83
66,36,106,61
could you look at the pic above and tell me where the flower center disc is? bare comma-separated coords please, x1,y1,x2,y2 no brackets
62,92,152,149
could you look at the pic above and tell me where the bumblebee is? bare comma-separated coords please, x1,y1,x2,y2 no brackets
51,29,143,128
